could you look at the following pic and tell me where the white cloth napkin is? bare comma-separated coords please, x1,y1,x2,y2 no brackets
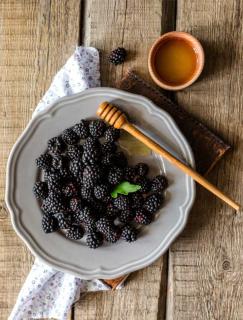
9,46,125,320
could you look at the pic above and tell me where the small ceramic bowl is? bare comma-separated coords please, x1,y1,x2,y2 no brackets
148,31,204,91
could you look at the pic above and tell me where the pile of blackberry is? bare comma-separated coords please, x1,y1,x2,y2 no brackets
33,119,168,249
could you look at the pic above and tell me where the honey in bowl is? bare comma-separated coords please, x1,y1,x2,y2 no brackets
154,38,198,86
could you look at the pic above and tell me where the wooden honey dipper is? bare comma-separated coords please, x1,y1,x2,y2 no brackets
97,101,240,211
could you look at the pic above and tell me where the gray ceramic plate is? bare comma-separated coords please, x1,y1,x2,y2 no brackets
6,88,195,279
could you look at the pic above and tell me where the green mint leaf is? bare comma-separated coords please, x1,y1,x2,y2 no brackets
111,181,141,198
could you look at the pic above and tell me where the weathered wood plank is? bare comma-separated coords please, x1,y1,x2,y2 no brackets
75,0,176,319
0,1,81,318
167,1,243,319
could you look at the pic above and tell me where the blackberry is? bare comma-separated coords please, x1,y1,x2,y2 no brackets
66,226,84,240
101,153,114,166
33,181,48,199
134,209,153,225
83,216,97,232
36,153,52,170
101,141,117,154
42,192,65,214
62,182,78,197
42,214,58,233
121,225,138,242
130,192,144,209
108,166,123,185
82,149,100,165
135,163,149,177
124,166,136,182
105,228,121,243
83,137,101,152
108,47,127,65
151,175,168,193
96,217,120,243
52,155,67,170
69,160,83,178
106,203,120,219
70,197,83,212
102,195,113,204
44,167,62,183
143,194,162,214
104,127,120,142
67,145,83,161
82,165,102,188
47,136,65,154
86,231,103,248
112,152,128,168
118,210,134,223
113,195,130,211
89,120,106,138
56,213,72,229
135,176,151,193
94,184,109,200
59,167,69,179
80,187,93,201
89,200,105,215
62,128,79,145
76,206,93,223
73,120,90,139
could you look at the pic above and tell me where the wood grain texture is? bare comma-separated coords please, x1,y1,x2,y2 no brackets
0,1,81,319
75,0,174,319
167,1,243,319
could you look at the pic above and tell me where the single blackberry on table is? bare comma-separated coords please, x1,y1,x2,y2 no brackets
62,182,78,197
130,192,144,209
47,136,65,154
106,203,120,219
104,127,120,142
143,194,162,214
135,163,149,177
101,141,117,154
67,145,83,161
80,187,93,201
56,213,72,229
86,231,103,248
42,191,65,214
36,153,52,170
124,166,137,182
66,226,84,240
113,195,130,211
108,166,123,185
134,209,153,225
69,160,83,178
121,225,138,242
42,214,58,233
70,197,83,212
73,120,90,139
112,151,128,168
61,128,79,145
82,149,100,165
89,120,106,138
33,181,48,199
134,176,151,193
83,137,101,152
52,154,67,170
94,184,110,200
108,47,127,65
151,175,168,193
82,165,103,188
118,210,134,223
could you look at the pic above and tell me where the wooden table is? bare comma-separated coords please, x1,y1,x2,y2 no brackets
0,1,242,319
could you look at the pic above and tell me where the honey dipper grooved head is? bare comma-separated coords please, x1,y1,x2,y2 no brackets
96,101,127,129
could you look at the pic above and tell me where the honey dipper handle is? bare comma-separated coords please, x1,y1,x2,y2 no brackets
122,122,240,211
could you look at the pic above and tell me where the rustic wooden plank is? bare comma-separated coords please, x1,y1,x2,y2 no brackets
75,0,176,319
167,1,243,319
0,0,81,318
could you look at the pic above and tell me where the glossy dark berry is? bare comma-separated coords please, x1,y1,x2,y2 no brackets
108,47,127,65
42,214,58,233
62,182,78,197
106,203,120,219
62,128,79,145
101,141,117,154
86,231,103,248
151,175,168,193
89,120,106,138
73,120,90,139
105,228,121,243
36,153,52,170
121,225,138,242
104,127,120,142
70,197,83,212
135,176,151,193
113,195,130,211
135,163,149,177
118,210,134,223
52,154,67,170
108,166,123,185
33,181,48,199
96,217,112,234
69,160,83,178
134,209,153,225
130,192,144,209
143,194,162,214
47,136,65,154
80,187,93,201
42,192,65,214
82,149,100,165
83,137,101,152
66,226,84,240
94,184,109,200
76,206,93,223
124,166,137,182
67,145,82,161
101,153,114,166
82,165,102,188
56,213,72,229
